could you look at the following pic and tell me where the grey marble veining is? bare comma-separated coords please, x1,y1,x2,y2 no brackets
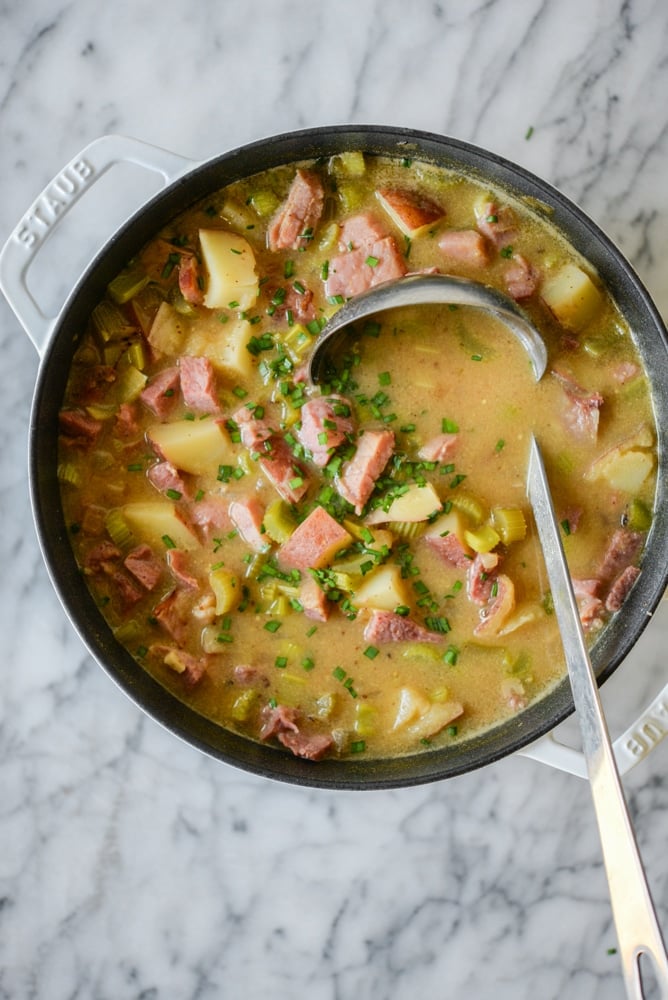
1,1,668,998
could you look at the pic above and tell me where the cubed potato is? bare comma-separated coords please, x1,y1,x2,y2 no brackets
366,482,442,524
392,686,432,730
148,419,235,476
586,424,655,492
199,229,259,311
188,316,255,381
406,700,464,739
540,262,603,331
122,501,198,551
352,564,409,611
208,567,240,615
147,301,188,356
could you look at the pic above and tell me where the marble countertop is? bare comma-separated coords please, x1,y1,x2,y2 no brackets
1,2,668,997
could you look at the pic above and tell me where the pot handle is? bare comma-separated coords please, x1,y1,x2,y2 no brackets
518,679,668,778
0,134,194,355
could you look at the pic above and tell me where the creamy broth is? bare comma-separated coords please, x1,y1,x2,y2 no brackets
58,153,657,762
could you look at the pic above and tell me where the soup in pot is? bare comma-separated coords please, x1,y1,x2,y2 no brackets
58,151,657,761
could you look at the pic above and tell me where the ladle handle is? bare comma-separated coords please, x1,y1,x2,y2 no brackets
0,134,194,355
527,437,668,999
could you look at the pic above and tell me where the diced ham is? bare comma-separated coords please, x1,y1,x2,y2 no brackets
178,253,204,305
229,496,269,553
140,367,180,419
299,575,331,622
325,235,407,299
336,429,395,514
59,409,103,447
267,283,316,324
504,253,540,300
424,530,473,569
467,552,501,605
84,540,122,574
233,665,269,687
296,394,355,466
551,368,603,442
115,402,141,438
153,589,192,645
278,505,352,571
124,543,163,591
475,201,516,249
338,212,389,250
166,548,199,590
605,565,641,612
473,574,515,637
150,643,208,689
179,355,219,414
572,578,605,631
233,405,275,449
259,703,300,739
147,461,192,500
267,169,325,251
278,729,334,761
437,229,489,267
111,571,144,611
189,497,233,541
598,528,643,584
376,188,445,236
257,436,310,504
418,433,459,463
363,610,443,645
559,505,583,535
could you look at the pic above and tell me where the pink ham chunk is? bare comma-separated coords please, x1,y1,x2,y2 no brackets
268,169,325,251
605,565,641,612
150,643,208,690
152,589,192,645
140,367,180,419
229,496,269,553
552,368,603,442
376,188,445,236
467,551,501,605
296,394,355,466
325,212,407,299
59,409,103,447
418,432,459,464
475,201,516,249
473,573,515,637
179,356,219,414
234,405,309,503
336,429,395,514
278,729,334,761
504,253,540,300
572,578,605,631
437,229,489,267
598,528,643,584
178,253,204,305
188,497,233,541
147,461,192,501
123,544,163,591
278,505,352,571
166,549,199,590
299,574,332,622
424,530,473,569
362,610,443,645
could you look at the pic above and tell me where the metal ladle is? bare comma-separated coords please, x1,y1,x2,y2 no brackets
308,273,668,999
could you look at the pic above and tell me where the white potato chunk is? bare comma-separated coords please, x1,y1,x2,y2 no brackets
540,262,603,331
392,686,432,730
366,482,442,524
147,301,187,356
199,229,259,311
406,700,464,740
122,501,198,550
148,419,235,476
586,424,655,492
352,564,408,611
423,507,470,545
188,316,255,381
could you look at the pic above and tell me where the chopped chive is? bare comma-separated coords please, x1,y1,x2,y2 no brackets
284,259,295,278
302,657,315,671
365,255,379,268
364,645,380,660
332,666,346,682
165,488,182,501
350,740,366,754
264,620,282,633
471,354,483,362
162,534,176,549
442,418,459,433
274,656,288,668
525,125,534,140
127,462,143,472
321,260,329,280
500,245,513,259
306,625,317,637
378,371,391,386
394,605,410,617
292,280,306,294
495,438,505,452
561,519,572,536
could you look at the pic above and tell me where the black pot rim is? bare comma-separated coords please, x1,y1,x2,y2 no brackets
28,125,668,789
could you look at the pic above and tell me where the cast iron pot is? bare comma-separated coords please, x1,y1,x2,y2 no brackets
2,126,667,789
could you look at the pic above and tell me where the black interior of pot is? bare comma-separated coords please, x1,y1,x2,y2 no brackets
29,126,668,789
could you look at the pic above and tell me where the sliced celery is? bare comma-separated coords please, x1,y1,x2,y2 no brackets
92,300,136,342
449,493,488,526
231,689,258,722
464,524,501,553
263,499,297,544
625,497,652,532
57,461,82,488
108,266,149,305
492,507,527,545
105,508,134,549
249,190,280,218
